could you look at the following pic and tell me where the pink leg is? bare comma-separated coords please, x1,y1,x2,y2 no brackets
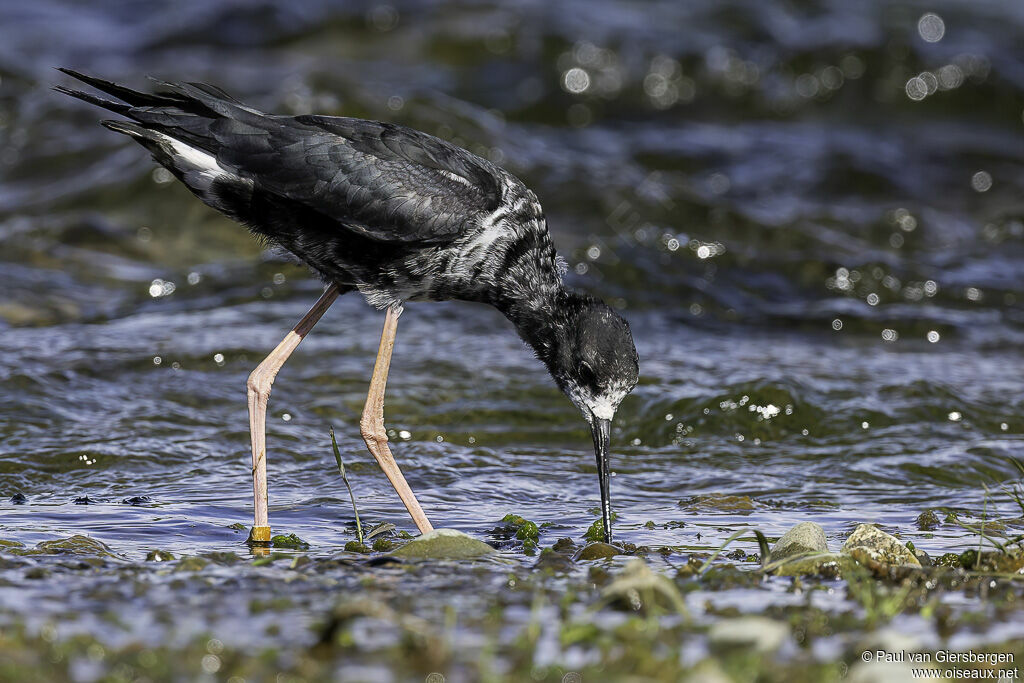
247,284,340,542
360,305,434,534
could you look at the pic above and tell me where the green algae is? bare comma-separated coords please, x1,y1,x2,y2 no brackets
371,538,395,552
344,541,371,554
390,529,495,560
582,512,619,543
680,494,757,513
145,550,174,562
271,534,310,550
575,542,620,561
917,509,941,530
33,535,116,558
500,513,541,553
174,556,208,572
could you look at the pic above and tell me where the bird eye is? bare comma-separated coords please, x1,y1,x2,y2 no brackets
577,360,598,388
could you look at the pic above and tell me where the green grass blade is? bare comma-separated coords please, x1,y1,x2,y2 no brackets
331,426,363,545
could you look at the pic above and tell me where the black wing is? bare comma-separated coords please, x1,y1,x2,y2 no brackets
57,70,504,244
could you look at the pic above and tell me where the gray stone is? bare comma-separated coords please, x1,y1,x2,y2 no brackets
601,559,688,614
771,552,846,577
842,524,921,568
707,616,789,654
768,522,829,563
390,529,496,560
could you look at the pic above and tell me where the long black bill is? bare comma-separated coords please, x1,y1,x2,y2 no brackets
590,415,613,543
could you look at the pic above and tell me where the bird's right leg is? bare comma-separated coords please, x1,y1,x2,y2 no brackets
360,305,435,535
247,284,340,543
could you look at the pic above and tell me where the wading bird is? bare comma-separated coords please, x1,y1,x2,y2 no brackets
57,69,639,543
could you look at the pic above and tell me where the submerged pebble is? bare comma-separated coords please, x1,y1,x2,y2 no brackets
390,529,495,560
575,542,620,561
843,524,921,568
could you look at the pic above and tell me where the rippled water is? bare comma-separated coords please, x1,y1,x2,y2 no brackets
1,0,1023,664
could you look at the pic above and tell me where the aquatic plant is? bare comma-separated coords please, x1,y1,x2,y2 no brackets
331,426,363,545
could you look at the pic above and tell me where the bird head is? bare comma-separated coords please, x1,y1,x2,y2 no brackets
542,291,639,543
547,292,640,423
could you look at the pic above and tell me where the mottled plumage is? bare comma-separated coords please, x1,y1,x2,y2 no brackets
58,69,639,542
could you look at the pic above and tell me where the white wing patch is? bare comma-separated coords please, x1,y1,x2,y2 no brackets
438,169,474,187
162,135,226,180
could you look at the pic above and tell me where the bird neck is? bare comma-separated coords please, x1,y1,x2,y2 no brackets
499,286,568,367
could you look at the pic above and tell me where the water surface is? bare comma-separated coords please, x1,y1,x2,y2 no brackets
1,0,1023,674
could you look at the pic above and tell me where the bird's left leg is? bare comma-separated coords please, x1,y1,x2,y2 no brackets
360,305,435,535
247,284,341,543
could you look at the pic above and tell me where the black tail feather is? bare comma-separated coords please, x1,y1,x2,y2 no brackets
57,67,185,108
53,85,131,116
99,119,155,140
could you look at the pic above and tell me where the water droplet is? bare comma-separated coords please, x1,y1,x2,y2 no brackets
927,330,940,343
367,4,399,31
971,171,992,192
795,73,820,98
562,67,591,94
918,13,945,43
201,654,221,673
832,319,843,331
707,173,730,195
948,411,962,422
905,76,928,101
